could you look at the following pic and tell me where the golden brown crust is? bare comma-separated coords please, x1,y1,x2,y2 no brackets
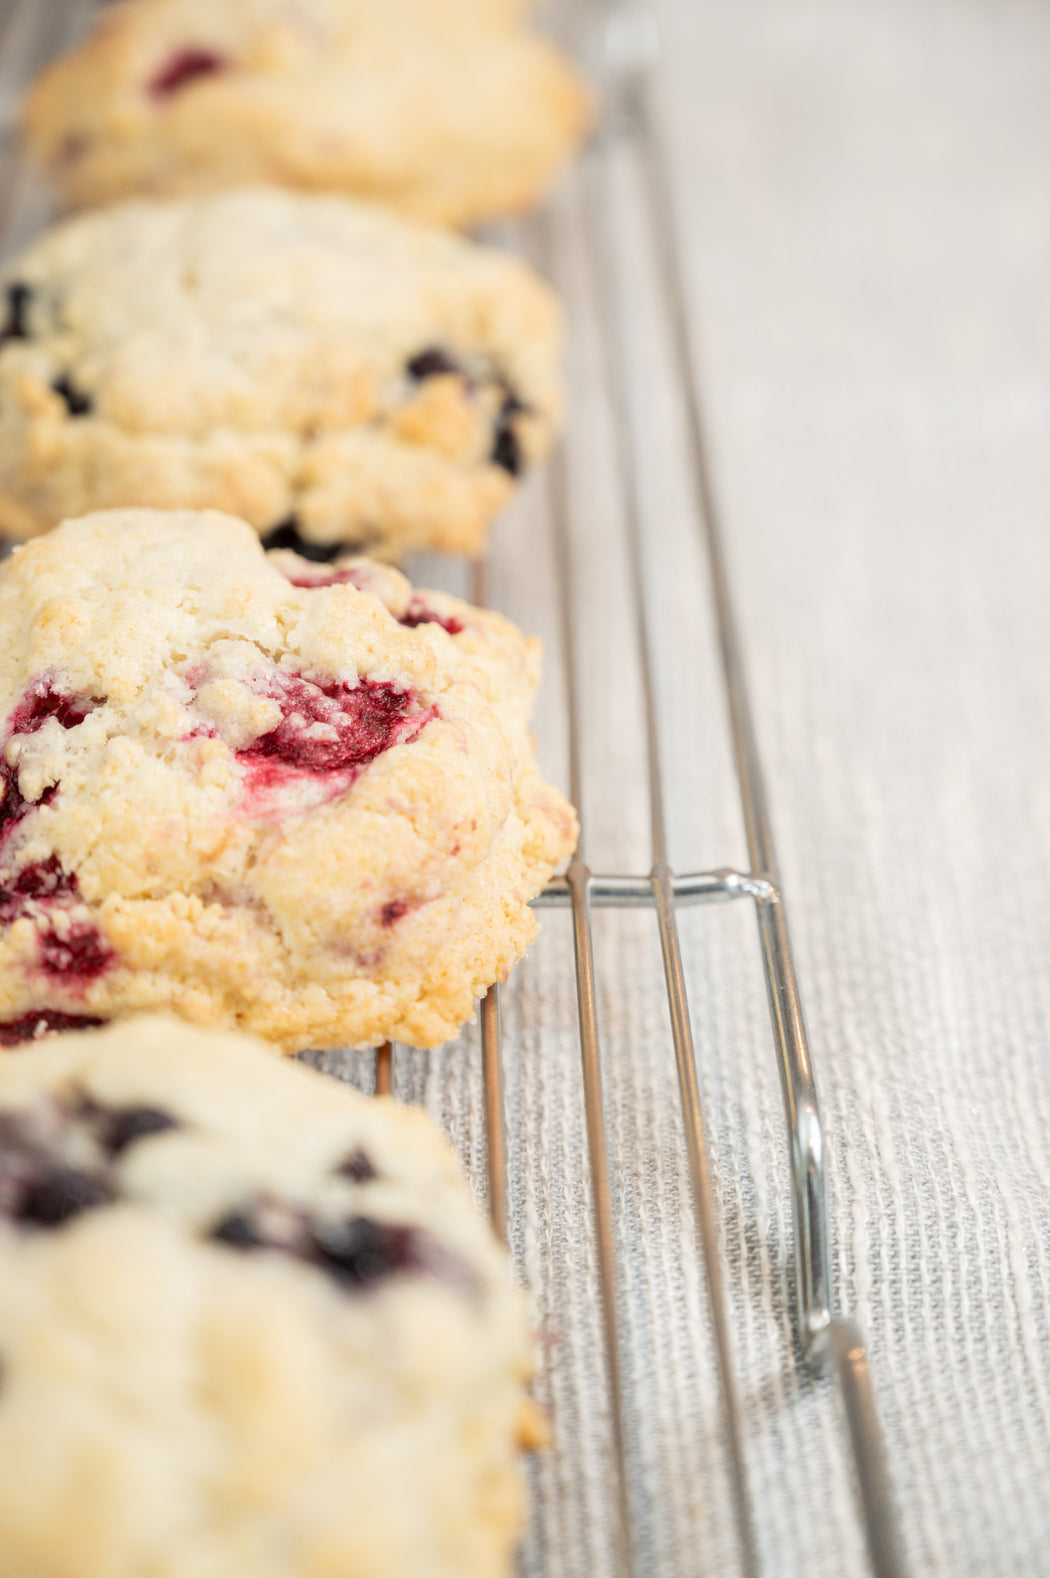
0,510,577,1052
0,1015,532,1576
0,190,563,555
21,0,593,227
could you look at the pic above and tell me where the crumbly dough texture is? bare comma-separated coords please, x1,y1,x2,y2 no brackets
0,508,577,1052
0,188,563,555
21,0,592,227
0,1014,533,1578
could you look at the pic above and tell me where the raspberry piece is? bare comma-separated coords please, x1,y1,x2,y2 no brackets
0,1012,105,1048
0,681,97,846
149,49,228,99
399,600,464,636
283,566,367,591
0,762,51,845
240,673,434,778
9,680,96,737
272,560,466,635
37,919,114,984
0,856,79,918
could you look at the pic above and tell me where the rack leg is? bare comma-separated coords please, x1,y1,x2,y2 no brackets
480,986,508,1244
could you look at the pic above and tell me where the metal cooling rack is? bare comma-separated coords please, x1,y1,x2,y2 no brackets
503,11,903,1574
0,3,906,1575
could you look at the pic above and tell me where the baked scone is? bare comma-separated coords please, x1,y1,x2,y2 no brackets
0,1013,535,1577
0,188,562,556
0,509,577,1052
21,0,592,227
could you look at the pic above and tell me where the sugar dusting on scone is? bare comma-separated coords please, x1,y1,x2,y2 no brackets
0,189,563,556
0,508,577,1053
0,1013,534,1576
20,0,592,227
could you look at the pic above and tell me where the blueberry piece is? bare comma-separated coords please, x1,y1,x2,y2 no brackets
17,1167,112,1227
490,389,528,477
261,519,343,563
309,1216,419,1289
210,1210,265,1250
0,284,32,345
51,376,92,417
336,1148,377,1183
406,347,463,381
103,1106,178,1157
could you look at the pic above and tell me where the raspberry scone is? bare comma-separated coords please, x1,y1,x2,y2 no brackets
0,189,562,557
21,0,591,227
0,1014,537,1578
0,508,576,1052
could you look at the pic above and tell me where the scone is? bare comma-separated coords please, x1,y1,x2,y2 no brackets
0,1013,535,1578
21,0,592,227
0,188,562,556
0,508,577,1052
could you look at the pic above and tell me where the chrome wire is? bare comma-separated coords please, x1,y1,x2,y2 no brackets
547,422,635,1577
374,1042,392,1099
579,100,761,1578
471,551,508,1249
534,869,777,909
832,1322,905,1578
479,985,507,1244
619,47,834,1373
594,6,907,1575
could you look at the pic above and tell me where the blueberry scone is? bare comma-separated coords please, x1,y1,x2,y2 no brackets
21,0,591,227
0,189,562,557
0,1013,537,1577
0,508,576,1052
